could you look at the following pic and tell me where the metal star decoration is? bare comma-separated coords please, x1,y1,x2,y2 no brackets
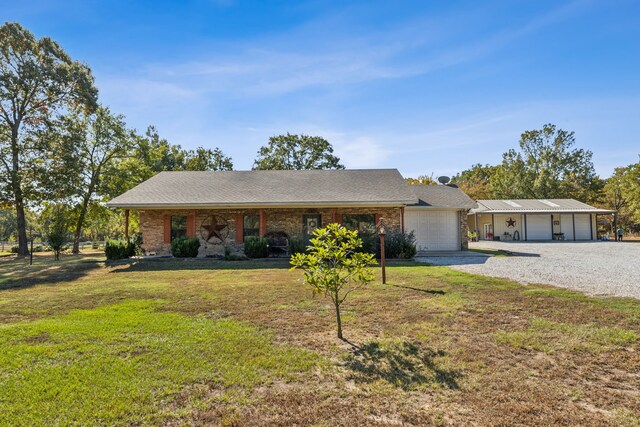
506,217,516,228
201,216,228,242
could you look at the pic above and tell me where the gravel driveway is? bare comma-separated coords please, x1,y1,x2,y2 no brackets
418,241,640,299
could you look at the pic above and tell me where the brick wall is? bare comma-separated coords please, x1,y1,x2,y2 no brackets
140,207,402,256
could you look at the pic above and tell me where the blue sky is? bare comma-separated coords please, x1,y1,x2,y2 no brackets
4,0,640,177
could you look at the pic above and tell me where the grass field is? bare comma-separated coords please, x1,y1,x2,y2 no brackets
1,252,639,426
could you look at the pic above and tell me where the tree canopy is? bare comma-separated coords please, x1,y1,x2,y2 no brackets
0,22,97,255
253,133,344,170
104,126,233,198
406,175,437,185
491,124,599,201
451,164,500,200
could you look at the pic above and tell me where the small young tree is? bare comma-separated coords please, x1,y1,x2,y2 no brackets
42,204,71,261
290,223,376,339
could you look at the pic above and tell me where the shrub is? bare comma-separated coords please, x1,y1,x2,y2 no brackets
288,236,306,256
224,244,248,261
171,237,200,258
244,237,269,258
356,232,379,257
352,230,416,259
131,233,144,255
385,231,417,259
11,244,44,253
105,240,136,260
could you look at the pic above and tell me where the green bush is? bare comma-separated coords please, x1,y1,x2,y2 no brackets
244,237,269,258
223,245,248,261
356,232,379,256
11,245,44,254
353,230,416,259
288,236,306,256
105,240,136,260
385,231,417,259
171,237,200,258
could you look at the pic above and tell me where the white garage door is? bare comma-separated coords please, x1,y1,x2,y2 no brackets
574,214,592,240
526,214,552,240
404,210,460,251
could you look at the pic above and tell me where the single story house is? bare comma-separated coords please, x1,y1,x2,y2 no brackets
106,169,476,256
468,199,614,241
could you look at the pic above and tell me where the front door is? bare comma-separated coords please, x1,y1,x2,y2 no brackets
303,214,321,243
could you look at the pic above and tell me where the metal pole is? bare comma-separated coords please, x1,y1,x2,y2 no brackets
380,234,386,284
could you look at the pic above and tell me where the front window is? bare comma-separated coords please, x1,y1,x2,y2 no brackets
171,215,187,241
342,214,376,234
243,214,260,240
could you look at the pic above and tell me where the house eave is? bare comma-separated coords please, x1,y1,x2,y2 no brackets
471,209,615,214
106,200,414,210
405,205,472,210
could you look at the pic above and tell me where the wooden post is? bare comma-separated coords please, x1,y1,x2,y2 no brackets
124,209,130,240
475,212,478,241
380,234,386,285
259,209,267,237
235,214,244,244
377,217,386,285
491,214,495,241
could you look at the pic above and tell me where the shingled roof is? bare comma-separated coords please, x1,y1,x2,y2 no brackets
471,199,614,214
407,184,477,209
107,169,418,208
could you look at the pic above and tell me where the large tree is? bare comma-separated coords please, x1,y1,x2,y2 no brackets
604,159,640,231
0,22,97,255
253,133,344,170
105,126,233,198
451,164,500,200
406,174,437,185
491,124,599,201
184,147,233,172
62,107,132,253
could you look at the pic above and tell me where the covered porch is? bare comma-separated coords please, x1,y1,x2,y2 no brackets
468,199,614,242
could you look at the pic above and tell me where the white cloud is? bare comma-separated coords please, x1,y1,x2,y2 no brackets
333,136,392,169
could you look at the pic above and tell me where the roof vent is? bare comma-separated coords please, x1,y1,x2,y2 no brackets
437,176,450,185
540,200,560,207
503,200,521,207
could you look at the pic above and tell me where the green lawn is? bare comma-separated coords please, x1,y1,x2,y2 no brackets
1,252,639,426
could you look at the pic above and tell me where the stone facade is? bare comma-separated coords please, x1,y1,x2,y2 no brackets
459,210,469,250
139,207,403,257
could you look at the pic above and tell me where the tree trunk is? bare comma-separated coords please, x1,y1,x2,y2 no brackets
334,299,343,339
72,194,92,254
11,126,29,256
15,199,28,256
